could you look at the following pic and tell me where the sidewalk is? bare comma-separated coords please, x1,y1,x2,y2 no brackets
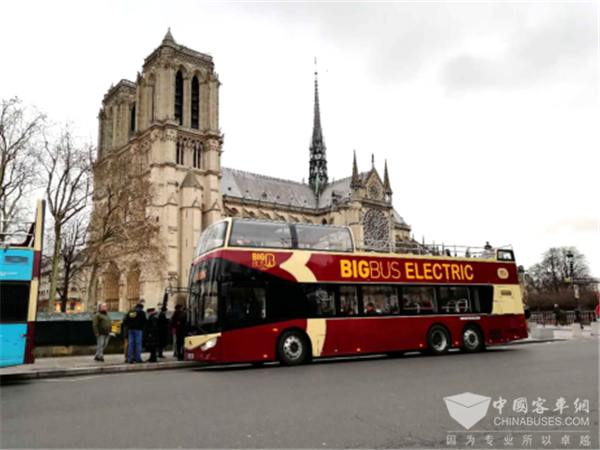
0,352,204,382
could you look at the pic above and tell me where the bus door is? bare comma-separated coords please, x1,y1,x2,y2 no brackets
222,282,271,362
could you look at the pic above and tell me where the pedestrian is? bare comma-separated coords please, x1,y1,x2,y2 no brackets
121,310,129,363
157,306,169,358
553,304,561,327
92,303,112,362
144,307,159,363
171,304,188,361
124,302,147,363
170,304,182,357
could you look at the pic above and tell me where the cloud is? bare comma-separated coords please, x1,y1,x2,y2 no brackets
440,3,597,94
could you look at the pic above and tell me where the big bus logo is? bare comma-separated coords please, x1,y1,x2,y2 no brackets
497,268,509,279
252,253,276,271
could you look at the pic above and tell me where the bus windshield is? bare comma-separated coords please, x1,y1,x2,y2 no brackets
195,221,228,257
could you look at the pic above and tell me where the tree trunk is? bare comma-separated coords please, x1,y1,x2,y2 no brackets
48,224,61,313
61,261,71,313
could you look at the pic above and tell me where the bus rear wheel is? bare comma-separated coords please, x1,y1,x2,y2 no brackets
461,325,484,353
427,325,450,356
278,330,310,366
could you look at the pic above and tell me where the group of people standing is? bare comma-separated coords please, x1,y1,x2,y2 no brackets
92,302,188,364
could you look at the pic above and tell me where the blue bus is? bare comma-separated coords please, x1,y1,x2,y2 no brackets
0,200,45,368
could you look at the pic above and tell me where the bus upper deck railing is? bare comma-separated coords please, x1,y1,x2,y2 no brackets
355,239,512,259
0,220,35,247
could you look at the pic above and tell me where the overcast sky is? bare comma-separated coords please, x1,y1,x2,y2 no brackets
2,1,598,276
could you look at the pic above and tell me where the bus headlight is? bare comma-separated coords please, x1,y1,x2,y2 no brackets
200,337,218,351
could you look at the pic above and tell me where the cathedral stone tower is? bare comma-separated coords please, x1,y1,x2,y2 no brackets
94,30,223,309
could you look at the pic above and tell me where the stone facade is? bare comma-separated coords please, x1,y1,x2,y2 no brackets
90,30,411,311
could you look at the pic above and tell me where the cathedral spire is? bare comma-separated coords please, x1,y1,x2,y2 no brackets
309,58,328,194
162,28,176,46
351,150,362,189
384,159,392,194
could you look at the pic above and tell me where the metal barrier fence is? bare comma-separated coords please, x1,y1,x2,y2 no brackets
34,311,173,347
530,310,597,326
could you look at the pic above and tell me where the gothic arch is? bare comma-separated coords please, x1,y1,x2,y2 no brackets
126,265,141,312
103,262,120,311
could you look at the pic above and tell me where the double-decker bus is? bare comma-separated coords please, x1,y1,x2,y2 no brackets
0,200,45,368
185,218,527,366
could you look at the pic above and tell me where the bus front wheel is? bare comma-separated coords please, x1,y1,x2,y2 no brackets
427,325,450,356
278,330,310,366
461,325,484,353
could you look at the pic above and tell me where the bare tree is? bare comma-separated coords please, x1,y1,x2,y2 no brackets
527,247,590,294
86,152,165,308
57,215,89,312
0,97,45,241
41,128,93,312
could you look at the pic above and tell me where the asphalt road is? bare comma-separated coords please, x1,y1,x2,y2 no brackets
1,340,598,449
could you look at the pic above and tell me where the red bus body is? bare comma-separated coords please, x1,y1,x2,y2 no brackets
185,220,527,365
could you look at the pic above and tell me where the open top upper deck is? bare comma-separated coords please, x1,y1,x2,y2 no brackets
193,218,515,264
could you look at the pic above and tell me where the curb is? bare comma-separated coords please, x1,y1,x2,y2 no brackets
500,338,568,346
0,361,206,382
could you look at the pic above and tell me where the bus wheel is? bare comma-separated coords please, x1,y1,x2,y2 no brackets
427,325,450,356
278,330,309,366
461,326,484,353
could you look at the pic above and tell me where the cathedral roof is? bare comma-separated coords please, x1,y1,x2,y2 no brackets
222,168,317,209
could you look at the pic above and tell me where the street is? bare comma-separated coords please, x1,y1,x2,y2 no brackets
1,340,598,449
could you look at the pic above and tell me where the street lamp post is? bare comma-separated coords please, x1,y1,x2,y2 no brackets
566,251,580,325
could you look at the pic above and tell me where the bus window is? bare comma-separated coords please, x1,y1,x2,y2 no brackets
195,221,227,257
470,286,493,314
402,286,437,315
339,285,359,316
200,281,219,324
302,285,336,317
362,286,399,315
294,224,353,252
439,287,471,314
229,220,292,249
227,285,267,324
268,283,307,320
0,283,30,322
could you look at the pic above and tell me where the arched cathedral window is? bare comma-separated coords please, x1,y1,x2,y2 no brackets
193,142,201,168
176,140,184,165
130,104,136,136
175,70,184,125
191,76,200,129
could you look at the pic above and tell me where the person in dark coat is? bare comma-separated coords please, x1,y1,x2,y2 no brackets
157,306,169,358
124,303,147,363
553,304,561,326
170,304,182,357
144,308,159,363
171,304,188,361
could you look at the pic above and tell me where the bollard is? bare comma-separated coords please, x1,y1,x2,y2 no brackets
591,322,600,336
531,327,554,339
571,323,583,339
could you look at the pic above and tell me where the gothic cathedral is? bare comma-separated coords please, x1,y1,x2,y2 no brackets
92,30,411,310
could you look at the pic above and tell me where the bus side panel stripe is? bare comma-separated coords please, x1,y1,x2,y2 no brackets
306,319,327,357
28,278,39,322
